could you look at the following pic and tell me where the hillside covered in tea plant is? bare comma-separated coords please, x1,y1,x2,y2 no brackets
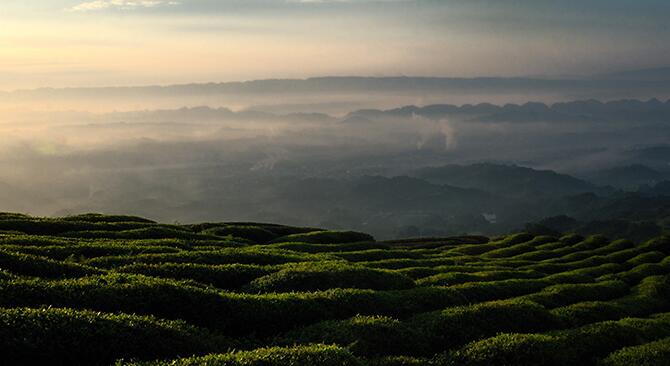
0,212,669,366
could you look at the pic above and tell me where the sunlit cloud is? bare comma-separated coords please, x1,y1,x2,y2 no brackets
0,0,666,90
70,0,179,12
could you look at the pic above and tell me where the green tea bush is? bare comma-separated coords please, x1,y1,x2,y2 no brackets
524,235,559,246
395,265,513,280
0,219,149,235
597,239,635,252
625,251,667,267
600,336,670,366
269,241,390,253
550,278,669,327
523,251,636,274
449,243,504,256
0,275,471,337
0,213,32,220
603,258,670,284
363,356,431,366
632,274,670,296
637,236,670,254
449,278,550,302
482,244,535,259
434,264,514,272
0,235,233,250
444,315,670,366
0,250,102,278
558,318,670,364
59,213,156,223
191,245,238,252
186,239,250,248
0,234,80,247
219,286,468,336
542,272,594,284
536,240,572,251
548,250,603,264
559,233,584,245
336,249,425,262
575,235,610,249
485,257,535,267
116,263,273,290
545,240,634,265
391,267,440,279
0,274,234,329
551,301,629,327
201,225,277,243
283,315,426,356
270,230,374,244
511,248,567,261
2,212,670,364
0,307,227,366
440,333,559,366
550,263,624,279
604,247,651,263
190,222,320,238
86,248,325,268
245,262,415,292
382,238,486,252
519,280,630,308
362,257,462,270
123,344,361,366
410,299,558,352
496,233,536,246
0,269,15,280
6,243,181,261
62,226,219,241
416,270,543,287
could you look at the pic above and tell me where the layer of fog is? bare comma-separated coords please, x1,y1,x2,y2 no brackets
1,95,669,238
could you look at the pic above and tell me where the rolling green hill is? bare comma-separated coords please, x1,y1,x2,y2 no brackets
0,213,669,365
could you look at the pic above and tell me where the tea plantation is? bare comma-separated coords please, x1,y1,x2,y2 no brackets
0,212,669,365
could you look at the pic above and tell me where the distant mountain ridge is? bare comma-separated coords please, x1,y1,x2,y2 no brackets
3,75,670,98
594,67,670,81
586,164,668,190
349,98,670,123
53,98,670,125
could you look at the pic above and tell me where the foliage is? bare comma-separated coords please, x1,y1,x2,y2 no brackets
270,230,375,244
117,263,274,290
282,315,426,356
0,213,667,365
200,225,278,244
0,249,102,278
410,299,559,352
122,344,361,366
246,262,415,293
0,307,228,366
600,336,670,366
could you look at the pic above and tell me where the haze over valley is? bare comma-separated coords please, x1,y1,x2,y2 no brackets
2,80,670,239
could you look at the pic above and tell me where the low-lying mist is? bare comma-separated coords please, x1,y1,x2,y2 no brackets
1,80,670,238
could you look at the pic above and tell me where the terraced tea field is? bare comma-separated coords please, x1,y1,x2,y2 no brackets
0,213,669,365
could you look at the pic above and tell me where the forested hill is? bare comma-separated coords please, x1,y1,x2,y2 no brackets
0,213,669,365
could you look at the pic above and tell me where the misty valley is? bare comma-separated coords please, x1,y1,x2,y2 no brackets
1,90,669,241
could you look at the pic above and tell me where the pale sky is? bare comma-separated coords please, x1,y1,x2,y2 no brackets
1,0,669,90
